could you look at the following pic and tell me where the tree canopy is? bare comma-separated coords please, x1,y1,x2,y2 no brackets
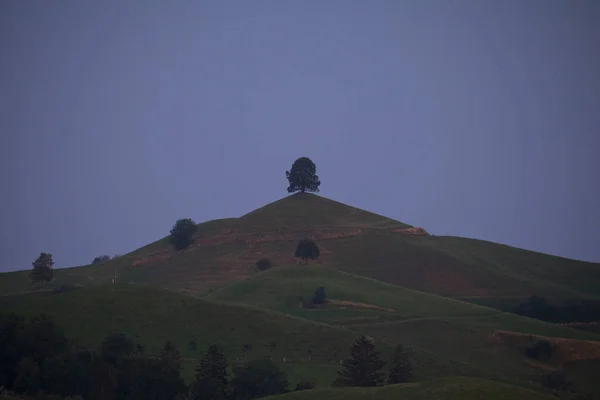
294,239,320,264
169,218,198,250
285,157,321,193
334,335,386,387
30,252,54,282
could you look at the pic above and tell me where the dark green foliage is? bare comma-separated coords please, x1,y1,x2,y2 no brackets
525,340,556,362
52,283,79,295
312,286,326,305
91,255,111,264
294,238,320,264
158,340,182,373
242,343,253,360
0,312,186,399
256,258,273,271
334,335,386,387
387,344,412,384
510,296,600,323
541,371,572,392
229,359,288,400
169,218,198,250
192,344,229,400
30,252,54,282
285,157,321,193
294,380,315,391
100,332,135,365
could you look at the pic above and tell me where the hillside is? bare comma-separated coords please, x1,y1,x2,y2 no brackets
1,193,598,303
210,266,600,385
5,284,363,385
263,377,556,400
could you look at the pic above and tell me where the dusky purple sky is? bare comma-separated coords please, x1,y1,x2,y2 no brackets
1,1,599,272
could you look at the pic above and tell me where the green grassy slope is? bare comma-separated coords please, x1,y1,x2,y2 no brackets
209,266,496,324
208,265,600,386
1,193,598,301
5,284,364,384
263,377,556,400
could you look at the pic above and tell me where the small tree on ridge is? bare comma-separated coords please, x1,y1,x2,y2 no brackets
30,252,54,283
285,157,321,194
169,218,198,250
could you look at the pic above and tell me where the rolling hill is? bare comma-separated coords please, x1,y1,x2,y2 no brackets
1,193,598,303
263,377,557,400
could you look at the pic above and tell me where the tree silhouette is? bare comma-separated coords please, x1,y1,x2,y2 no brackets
30,253,54,282
192,344,229,400
333,335,385,387
294,239,320,264
267,341,277,359
285,157,321,193
387,344,412,384
242,344,253,361
169,218,198,250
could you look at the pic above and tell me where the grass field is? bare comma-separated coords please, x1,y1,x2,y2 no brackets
1,194,599,301
5,284,366,385
263,377,556,400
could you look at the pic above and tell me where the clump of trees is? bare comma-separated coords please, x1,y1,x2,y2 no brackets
29,252,54,282
286,157,321,193
169,218,198,250
294,238,320,264
333,335,412,387
509,295,600,324
255,258,273,272
0,313,299,400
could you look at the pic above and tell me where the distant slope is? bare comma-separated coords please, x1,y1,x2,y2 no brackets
209,266,496,325
263,377,556,400
209,266,600,386
1,193,598,300
5,284,362,383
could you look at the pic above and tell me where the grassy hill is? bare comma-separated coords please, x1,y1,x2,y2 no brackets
5,284,362,385
263,377,556,400
2,193,598,303
209,266,600,386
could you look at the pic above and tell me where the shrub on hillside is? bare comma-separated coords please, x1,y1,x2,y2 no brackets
52,283,80,295
169,218,198,250
541,371,571,392
229,359,288,400
294,380,315,391
285,157,321,194
92,255,111,264
256,258,273,271
294,239,320,264
525,339,556,362
312,286,326,305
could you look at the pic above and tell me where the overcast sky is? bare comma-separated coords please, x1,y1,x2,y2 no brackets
1,0,599,272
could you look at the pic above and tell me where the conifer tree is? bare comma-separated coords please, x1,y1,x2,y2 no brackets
192,344,229,400
333,335,385,387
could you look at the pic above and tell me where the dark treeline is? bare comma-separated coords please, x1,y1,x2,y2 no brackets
0,314,414,400
508,296,600,323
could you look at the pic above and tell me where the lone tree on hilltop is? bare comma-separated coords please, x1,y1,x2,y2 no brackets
30,252,54,282
294,239,320,264
334,335,386,387
169,218,198,250
387,344,412,384
285,157,321,193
